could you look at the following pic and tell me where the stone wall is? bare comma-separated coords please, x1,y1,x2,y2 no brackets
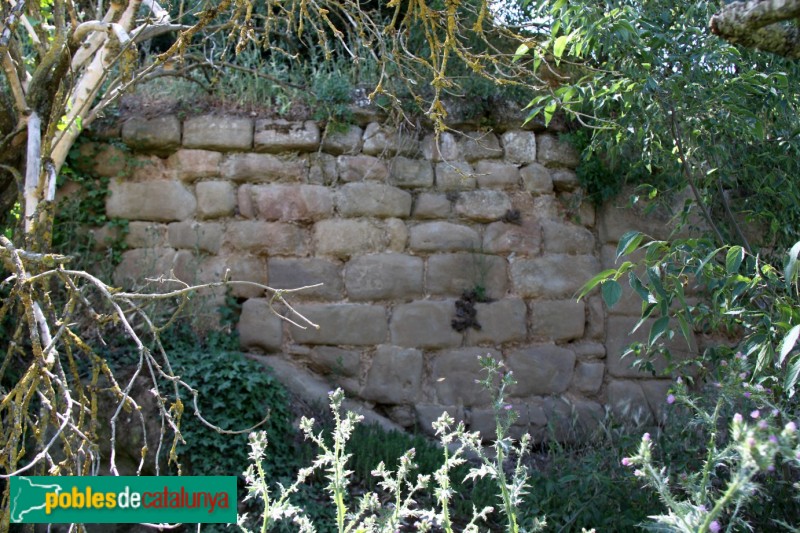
84,113,693,440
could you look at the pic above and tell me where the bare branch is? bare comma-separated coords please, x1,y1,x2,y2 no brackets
710,0,800,57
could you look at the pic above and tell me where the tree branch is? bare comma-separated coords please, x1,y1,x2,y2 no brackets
710,0,800,58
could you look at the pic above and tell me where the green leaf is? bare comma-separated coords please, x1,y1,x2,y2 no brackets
726,246,744,274
785,240,800,291
513,43,529,62
553,35,570,60
576,268,618,300
601,280,623,308
616,230,643,260
649,316,670,346
780,324,800,365
544,101,557,127
785,357,800,397
676,313,692,345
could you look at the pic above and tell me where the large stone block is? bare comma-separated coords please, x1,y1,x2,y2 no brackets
106,180,196,221
435,162,476,191
226,221,309,255
459,133,502,161
537,134,580,168
605,315,697,378
598,187,687,243
196,181,235,219
607,380,653,425
314,219,386,258
221,153,307,182
239,298,284,352
454,190,512,222
308,153,337,185
362,122,419,156
336,183,412,218
502,131,537,163
511,255,600,299
572,361,605,394
427,253,508,299
87,143,129,178
474,160,520,189
310,346,360,378
345,254,423,300
167,221,223,253
122,116,181,155
322,125,364,155
414,193,451,219
433,349,501,405
336,155,389,182
389,157,435,189
530,299,585,342
386,218,408,252
552,169,579,192
173,251,227,285
291,304,388,345
542,220,595,255
390,301,462,349
254,119,320,153
251,184,333,221
482,220,541,256
507,345,576,396
362,345,423,404
167,149,221,182
125,222,167,248
113,248,176,288
520,163,553,195
183,115,253,150
421,132,460,162
408,222,480,252
237,184,255,218
269,257,344,300
466,299,527,345
226,254,269,298
640,379,673,424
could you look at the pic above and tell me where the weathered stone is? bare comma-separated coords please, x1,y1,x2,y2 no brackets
107,180,196,222
125,222,167,248
502,130,537,163
237,184,255,218
454,190,512,222
530,299,585,342
520,164,553,195
511,255,600,298
167,149,221,182
421,132,460,161
226,254,269,298
435,162,476,191
269,257,344,300
573,362,604,394
173,251,227,285
322,125,364,155
460,133,502,161
89,143,129,178
239,298,284,352
482,220,541,255
314,219,385,258
254,119,320,153
427,253,508,299
308,153,337,185
292,304,387,345
362,122,419,156
433,349,500,405
386,405,417,427
345,254,423,300
167,221,223,253
470,408,499,440
251,184,333,221
336,183,412,218
408,222,480,252
336,155,389,182
113,248,176,288
414,193,451,219
551,169,579,192
221,153,307,182
129,155,172,181
390,301,462,349
309,346,360,377
507,345,576,396
415,405,458,436
586,296,606,340
466,299,527,344
473,160,520,189
389,157,435,188
542,220,595,254
571,341,606,360
598,187,687,243
605,315,697,378
183,115,253,150
386,218,408,252
196,181,235,219
537,134,580,168
362,345,423,404
640,380,673,424
122,116,181,155
226,221,308,255
607,380,653,425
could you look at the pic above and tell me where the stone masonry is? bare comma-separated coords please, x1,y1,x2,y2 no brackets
91,114,684,440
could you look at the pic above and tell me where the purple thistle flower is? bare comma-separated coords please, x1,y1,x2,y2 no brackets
758,420,768,430
785,421,797,433
666,394,676,405
643,432,651,442
769,435,778,443
710,520,721,533
733,413,743,423
621,457,632,467
720,360,728,367
772,409,780,417
751,409,761,419
744,392,751,398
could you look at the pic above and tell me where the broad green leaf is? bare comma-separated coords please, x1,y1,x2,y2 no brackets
553,35,570,59
785,240,800,291
676,313,692,344
601,280,623,308
616,230,643,260
544,101,557,127
513,43,529,62
576,268,618,300
785,357,800,397
649,316,670,346
726,246,744,274
780,324,800,365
